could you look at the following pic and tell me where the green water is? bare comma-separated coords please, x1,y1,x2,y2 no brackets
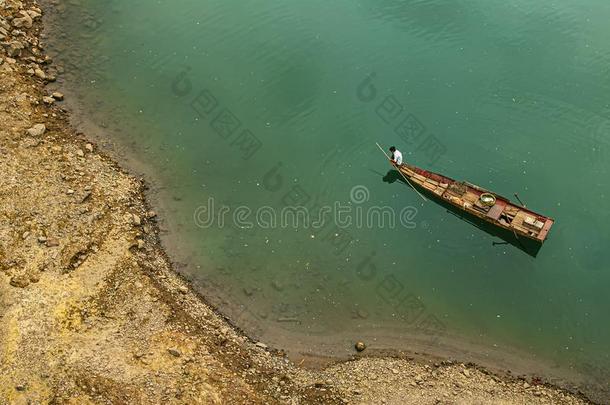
46,0,609,396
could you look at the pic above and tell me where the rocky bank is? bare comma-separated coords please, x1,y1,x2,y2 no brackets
0,0,598,404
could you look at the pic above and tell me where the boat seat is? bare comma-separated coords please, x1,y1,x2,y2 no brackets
486,200,506,220
524,216,544,229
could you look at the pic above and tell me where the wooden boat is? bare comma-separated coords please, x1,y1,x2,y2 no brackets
397,163,554,245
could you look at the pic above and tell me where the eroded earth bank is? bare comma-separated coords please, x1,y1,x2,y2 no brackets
0,1,597,404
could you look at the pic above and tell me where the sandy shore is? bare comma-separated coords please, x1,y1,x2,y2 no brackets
0,1,599,403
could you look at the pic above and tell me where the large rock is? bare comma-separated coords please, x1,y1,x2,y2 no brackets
0,60,10,73
0,18,10,31
6,41,25,58
27,9,42,20
26,124,46,137
12,11,33,29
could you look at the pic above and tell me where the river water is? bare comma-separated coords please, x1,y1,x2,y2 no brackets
43,0,610,398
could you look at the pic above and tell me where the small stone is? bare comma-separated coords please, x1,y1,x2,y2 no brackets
146,210,157,219
26,124,46,137
137,239,145,249
391,368,399,375
355,341,366,352
80,191,92,202
462,369,471,377
85,143,93,152
76,149,84,157
178,286,188,294
34,68,46,79
255,342,268,349
45,239,59,247
356,308,369,319
15,384,26,392
66,189,75,195
7,41,25,57
51,92,64,101
22,231,30,240
167,348,181,357
37,236,47,243
132,214,141,226
10,275,30,288
42,96,55,105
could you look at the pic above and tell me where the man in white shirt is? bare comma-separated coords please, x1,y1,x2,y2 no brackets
389,146,403,166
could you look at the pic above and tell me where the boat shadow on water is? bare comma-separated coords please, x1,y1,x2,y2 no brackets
382,170,543,258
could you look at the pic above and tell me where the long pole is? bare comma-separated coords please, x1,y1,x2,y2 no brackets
376,143,427,202
514,193,526,208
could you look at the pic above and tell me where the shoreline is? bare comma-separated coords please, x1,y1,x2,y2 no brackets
0,0,603,403
36,1,606,396
39,10,595,385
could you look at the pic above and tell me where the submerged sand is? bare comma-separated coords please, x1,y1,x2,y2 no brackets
0,1,599,403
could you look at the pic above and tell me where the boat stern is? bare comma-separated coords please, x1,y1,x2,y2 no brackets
538,218,554,242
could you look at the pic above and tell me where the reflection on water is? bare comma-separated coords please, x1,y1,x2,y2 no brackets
382,169,543,257
43,0,610,399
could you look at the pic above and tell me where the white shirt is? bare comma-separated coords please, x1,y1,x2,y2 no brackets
393,150,403,165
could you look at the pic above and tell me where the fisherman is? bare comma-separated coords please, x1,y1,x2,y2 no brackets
389,146,403,166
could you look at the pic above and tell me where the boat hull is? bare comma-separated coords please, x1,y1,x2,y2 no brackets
395,163,554,248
